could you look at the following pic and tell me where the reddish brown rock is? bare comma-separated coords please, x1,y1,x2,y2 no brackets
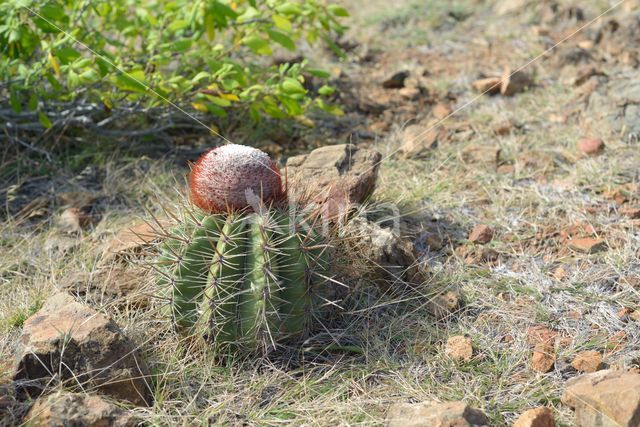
621,206,640,219
427,291,461,319
512,407,555,427
12,293,152,406
398,125,440,159
461,145,501,166
385,401,489,427
432,103,453,120
501,68,533,96
571,350,604,373
531,343,555,373
577,138,605,155
102,221,159,261
24,392,138,426
468,224,494,244
472,77,502,94
562,370,640,427
286,144,381,218
568,238,607,253
527,326,558,346
445,336,473,362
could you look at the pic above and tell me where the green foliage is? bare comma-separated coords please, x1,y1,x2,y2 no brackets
0,0,348,126
158,206,330,354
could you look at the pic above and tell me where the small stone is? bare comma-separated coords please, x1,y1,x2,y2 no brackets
577,138,605,155
501,68,533,96
103,221,159,261
531,343,555,373
630,311,640,322
385,401,489,427
57,207,92,233
604,188,629,205
512,407,555,427
468,224,494,244
552,266,567,280
491,119,516,136
618,307,632,319
445,335,473,361
472,77,501,94
432,103,452,120
398,125,440,159
571,350,604,373
568,238,607,253
621,206,640,219
382,71,409,89
562,370,640,426
398,87,421,100
461,145,501,166
24,391,138,426
427,291,461,319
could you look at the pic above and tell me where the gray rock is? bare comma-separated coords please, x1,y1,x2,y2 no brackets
12,293,152,406
24,391,138,426
386,401,489,427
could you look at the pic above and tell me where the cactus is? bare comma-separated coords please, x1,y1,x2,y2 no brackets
156,144,330,353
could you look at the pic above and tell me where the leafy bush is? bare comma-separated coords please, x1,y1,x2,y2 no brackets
1,0,348,129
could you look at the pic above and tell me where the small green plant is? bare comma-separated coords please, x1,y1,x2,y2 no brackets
156,144,330,353
1,0,348,129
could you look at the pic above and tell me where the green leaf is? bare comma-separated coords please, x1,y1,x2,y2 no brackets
281,77,305,95
40,4,66,21
328,5,350,17
267,29,295,51
272,15,292,32
115,70,147,93
27,93,39,111
275,2,302,16
242,36,272,55
168,19,189,32
306,68,331,78
173,39,192,52
38,111,53,129
318,85,335,96
9,88,22,114
192,71,210,83
56,47,81,65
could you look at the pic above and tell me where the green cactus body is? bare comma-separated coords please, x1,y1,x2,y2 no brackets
158,208,330,353
172,215,224,330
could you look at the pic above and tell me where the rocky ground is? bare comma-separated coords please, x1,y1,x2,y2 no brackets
2,0,640,425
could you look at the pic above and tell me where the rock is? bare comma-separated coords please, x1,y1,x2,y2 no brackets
445,335,473,362
531,343,555,373
621,206,640,219
398,87,421,100
472,77,501,94
398,125,440,158
432,103,452,120
562,369,640,426
102,221,159,262
491,119,517,136
427,291,461,319
568,238,607,254
342,217,421,285
385,401,489,427
577,138,605,155
460,145,501,166
571,350,604,373
630,311,640,322
468,224,494,244
382,71,409,89
57,207,92,233
574,65,607,87
512,407,555,427
62,267,150,309
494,0,531,16
12,293,152,406
286,144,382,218
24,392,137,426
501,68,533,96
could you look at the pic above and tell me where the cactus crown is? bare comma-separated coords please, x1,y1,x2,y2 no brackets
189,144,284,214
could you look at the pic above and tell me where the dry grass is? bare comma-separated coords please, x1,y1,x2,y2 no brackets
3,0,640,425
